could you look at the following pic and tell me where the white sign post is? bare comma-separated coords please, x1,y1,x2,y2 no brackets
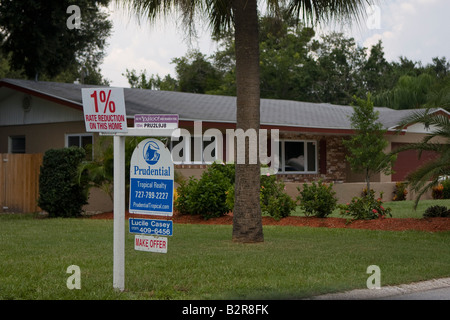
113,135,125,291
82,87,178,292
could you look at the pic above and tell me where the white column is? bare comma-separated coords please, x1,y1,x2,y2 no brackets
113,135,125,291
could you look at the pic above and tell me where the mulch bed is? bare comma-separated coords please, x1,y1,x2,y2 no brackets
90,211,450,232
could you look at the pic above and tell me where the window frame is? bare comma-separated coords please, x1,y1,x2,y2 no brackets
278,139,318,174
65,133,94,160
8,135,26,154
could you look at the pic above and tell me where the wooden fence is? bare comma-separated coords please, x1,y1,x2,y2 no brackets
0,153,43,213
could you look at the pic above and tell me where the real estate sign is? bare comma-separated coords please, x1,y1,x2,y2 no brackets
134,235,168,253
134,114,179,129
81,88,128,133
129,138,174,216
129,218,173,236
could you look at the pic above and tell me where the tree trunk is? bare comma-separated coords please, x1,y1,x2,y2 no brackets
231,0,263,243
366,168,371,195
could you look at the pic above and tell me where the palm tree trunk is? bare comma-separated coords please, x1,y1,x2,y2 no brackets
231,0,263,243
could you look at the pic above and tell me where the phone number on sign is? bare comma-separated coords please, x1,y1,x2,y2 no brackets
134,191,169,200
134,227,171,235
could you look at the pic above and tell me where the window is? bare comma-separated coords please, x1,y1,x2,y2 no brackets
170,135,218,164
66,134,93,160
278,140,317,173
9,136,26,153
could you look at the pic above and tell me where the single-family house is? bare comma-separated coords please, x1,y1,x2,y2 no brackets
0,78,448,212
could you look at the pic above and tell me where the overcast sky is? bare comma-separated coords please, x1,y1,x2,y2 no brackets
101,0,450,88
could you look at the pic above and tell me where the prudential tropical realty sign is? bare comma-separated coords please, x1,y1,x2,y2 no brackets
129,138,174,216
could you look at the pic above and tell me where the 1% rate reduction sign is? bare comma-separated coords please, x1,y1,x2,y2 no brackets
81,88,128,133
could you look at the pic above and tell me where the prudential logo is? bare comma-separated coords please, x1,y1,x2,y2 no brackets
143,140,161,165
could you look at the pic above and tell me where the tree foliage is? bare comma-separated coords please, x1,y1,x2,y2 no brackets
0,0,112,84
393,109,450,207
343,94,396,191
123,11,450,112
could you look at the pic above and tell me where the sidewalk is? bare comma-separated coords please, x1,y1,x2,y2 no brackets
308,277,450,300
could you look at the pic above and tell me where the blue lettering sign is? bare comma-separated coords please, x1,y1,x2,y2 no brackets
129,218,173,236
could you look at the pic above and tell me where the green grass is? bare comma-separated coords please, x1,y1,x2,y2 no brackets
377,199,450,219
1,208,449,300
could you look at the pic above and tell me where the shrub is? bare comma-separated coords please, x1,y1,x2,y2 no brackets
174,176,198,215
192,168,233,219
392,182,408,201
38,147,89,218
296,180,338,218
432,184,444,199
338,190,392,220
442,179,450,199
226,172,295,220
174,162,235,219
423,205,450,218
260,174,296,220
264,192,296,221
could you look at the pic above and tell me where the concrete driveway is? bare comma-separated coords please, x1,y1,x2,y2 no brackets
309,277,450,300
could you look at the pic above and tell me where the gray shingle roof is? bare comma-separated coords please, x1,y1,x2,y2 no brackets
0,78,433,131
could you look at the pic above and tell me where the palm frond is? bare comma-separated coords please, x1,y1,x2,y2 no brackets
287,0,375,25
393,108,450,207
407,157,450,208
118,0,234,37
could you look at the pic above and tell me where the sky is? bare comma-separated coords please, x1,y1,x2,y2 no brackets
101,0,450,88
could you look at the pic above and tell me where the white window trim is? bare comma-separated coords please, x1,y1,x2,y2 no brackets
278,139,318,174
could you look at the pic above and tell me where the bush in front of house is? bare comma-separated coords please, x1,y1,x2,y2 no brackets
442,179,450,199
38,147,89,218
226,172,296,220
296,180,338,218
392,182,408,201
260,174,296,220
423,205,450,218
432,184,444,199
431,179,450,199
338,190,392,220
175,162,235,219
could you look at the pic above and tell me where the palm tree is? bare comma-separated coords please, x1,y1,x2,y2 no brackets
394,109,450,208
120,0,374,243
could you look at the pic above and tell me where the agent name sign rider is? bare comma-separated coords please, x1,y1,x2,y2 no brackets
129,138,174,216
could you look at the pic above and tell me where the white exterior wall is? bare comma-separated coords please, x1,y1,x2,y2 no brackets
0,88,83,126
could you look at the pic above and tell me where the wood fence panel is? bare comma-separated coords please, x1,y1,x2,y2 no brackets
0,153,43,213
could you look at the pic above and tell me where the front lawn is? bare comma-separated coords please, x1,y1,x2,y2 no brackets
0,212,449,300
